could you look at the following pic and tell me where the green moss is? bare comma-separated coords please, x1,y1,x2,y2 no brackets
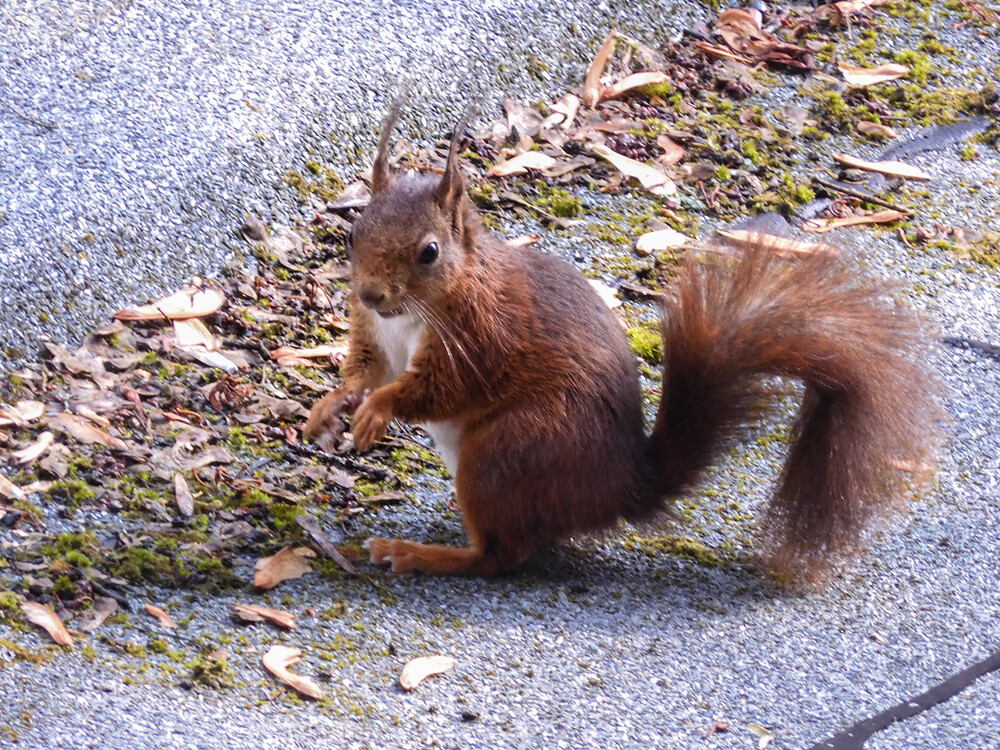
534,182,582,218
626,323,663,363
623,534,720,566
894,50,935,86
148,638,170,654
190,650,238,689
0,638,50,667
52,575,75,599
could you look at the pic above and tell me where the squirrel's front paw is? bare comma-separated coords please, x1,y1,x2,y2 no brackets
351,395,392,451
304,386,362,452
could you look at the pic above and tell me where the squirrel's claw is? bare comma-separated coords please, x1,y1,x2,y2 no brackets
364,537,416,573
303,385,362,451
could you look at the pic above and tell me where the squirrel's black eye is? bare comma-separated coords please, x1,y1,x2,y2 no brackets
418,241,439,265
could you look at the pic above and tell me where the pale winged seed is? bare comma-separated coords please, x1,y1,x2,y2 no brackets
399,655,457,691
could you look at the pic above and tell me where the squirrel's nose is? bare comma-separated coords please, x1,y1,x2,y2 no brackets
358,285,386,308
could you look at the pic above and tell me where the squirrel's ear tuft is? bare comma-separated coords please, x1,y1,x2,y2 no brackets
372,93,408,196
435,111,472,214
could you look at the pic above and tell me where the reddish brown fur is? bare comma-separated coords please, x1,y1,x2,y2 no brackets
303,105,942,584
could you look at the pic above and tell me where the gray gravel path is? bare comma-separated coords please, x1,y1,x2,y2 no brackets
0,0,686,362
2,2,1000,749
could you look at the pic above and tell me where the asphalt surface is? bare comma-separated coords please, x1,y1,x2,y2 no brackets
2,2,1000,749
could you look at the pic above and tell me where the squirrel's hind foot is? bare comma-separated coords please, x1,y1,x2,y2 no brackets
365,536,511,576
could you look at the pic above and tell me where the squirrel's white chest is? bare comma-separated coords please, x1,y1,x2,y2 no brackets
371,312,461,476
372,312,426,378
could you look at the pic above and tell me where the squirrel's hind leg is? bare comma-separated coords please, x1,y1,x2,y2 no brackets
364,536,514,576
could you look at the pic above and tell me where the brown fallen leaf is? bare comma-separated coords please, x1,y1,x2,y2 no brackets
173,318,218,350
174,473,194,517
635,229,692,256
837,61,909,87
504,234,542,248
269,344,348,361
254,546,316,589
21,601,74,647
693,40,752,64
656,135,686,167
589,144,677,196
549,92,580,130
831,152,931,181
47,412,128,451
262,645,323,699
115,286,226,321
803,209,909,233
75,596,119,633
486,151,557,178
0,400,45,427
582,29,618,108
145,603,178,629
601,71,671,102
399,654,457,691
11,431,54,465
75,405,112,429
0,473,25,501
857,121,898,139
234,603,296,629
716,229,833,255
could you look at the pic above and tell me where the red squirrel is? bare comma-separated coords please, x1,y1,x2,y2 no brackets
303,100,941,583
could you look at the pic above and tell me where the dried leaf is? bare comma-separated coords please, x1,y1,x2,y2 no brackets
234,604,296,629
716,229,832,255
0,400,45,427
831,152,931,181
174,473,194,517
601,71,671,101
550,93,580,129
803,209,909,233
838,61,909,87
47,412,128,451
11,431,54,465
0,473,25,501
75,596,118,633
747,722,776,748
589,144,677,196
655,135,686,166
269,344,348,361
115,286,225,321
583,29,618,108
145,603,177,629
21,601,74,647
635,229,692,256
177,347,240,373
262,645,323,699
399,655,457,691
76,405,111,428
857,121,898,139
504,234,542,248
486,151,557,178
254,546,316,589
173,318,218,350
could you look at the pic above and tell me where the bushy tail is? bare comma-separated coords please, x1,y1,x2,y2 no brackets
647,239,943,583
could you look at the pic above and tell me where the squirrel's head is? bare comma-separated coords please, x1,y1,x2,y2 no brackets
348,98,480,318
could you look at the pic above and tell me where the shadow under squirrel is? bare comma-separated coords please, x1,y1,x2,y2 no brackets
304,100,942,584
